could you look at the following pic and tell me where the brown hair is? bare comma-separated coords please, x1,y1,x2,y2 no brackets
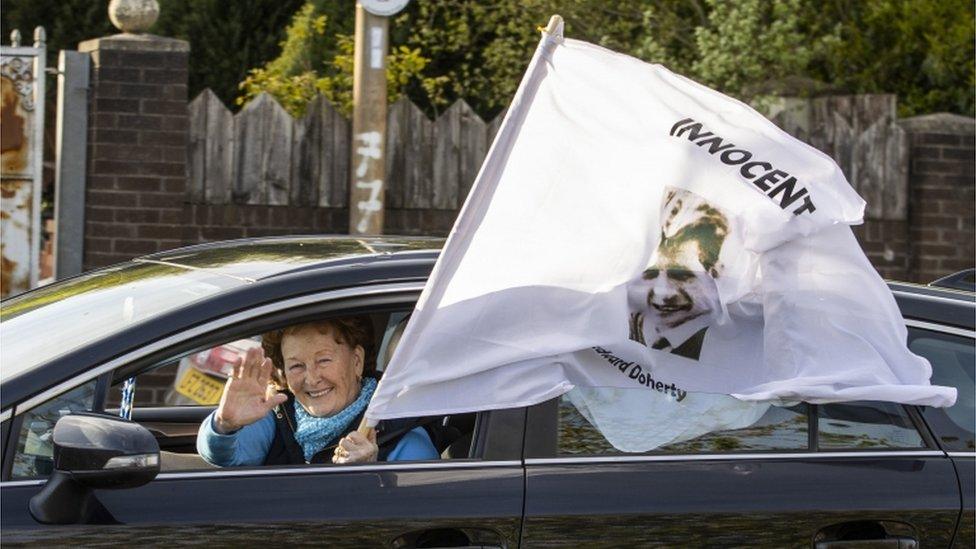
262,317,375,389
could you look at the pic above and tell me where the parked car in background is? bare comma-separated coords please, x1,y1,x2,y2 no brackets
1,236,973,546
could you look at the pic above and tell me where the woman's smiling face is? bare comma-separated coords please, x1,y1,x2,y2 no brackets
281,324,365,417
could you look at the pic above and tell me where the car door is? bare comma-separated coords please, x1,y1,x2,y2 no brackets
1,285,525,547
522,394,959,547
907,321,975,547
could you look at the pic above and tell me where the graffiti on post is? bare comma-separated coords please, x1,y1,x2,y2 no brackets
353,131,384,233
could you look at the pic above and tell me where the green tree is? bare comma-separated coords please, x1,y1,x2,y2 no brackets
816,0,975,117
1,0,304,107
241,0,652,119
154,0,305,106
638,0,974,116
237,2,439,117
691,0,834,98
1,0,114,70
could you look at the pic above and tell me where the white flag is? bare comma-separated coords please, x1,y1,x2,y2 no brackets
365,23,956,429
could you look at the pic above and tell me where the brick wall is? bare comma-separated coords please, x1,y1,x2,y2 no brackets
853,220,911,281
900,114,976,283
849,114,974,284
78,34,189,271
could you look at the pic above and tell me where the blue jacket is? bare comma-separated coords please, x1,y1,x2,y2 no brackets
197,411,439,466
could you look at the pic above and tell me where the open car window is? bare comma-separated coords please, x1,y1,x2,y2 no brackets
9,308,486,479
106,337,260,408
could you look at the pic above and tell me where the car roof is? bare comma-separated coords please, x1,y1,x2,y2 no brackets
138,235,446,281
888,281,975,331
2,236,972,411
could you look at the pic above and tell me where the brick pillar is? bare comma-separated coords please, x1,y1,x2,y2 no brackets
78,34,189,270
899,114,976,283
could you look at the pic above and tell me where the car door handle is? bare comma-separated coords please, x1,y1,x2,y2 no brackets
815,536,918,549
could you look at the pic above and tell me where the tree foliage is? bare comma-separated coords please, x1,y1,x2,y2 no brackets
237,3,439,117
154,0,305,106
241,1,652,118
5,0,972,118
637,0,974,117
0,0,303,106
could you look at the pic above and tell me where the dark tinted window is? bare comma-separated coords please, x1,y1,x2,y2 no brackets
11,381,97,479
817,401,924,450
909,328,975,451
557,395,808,455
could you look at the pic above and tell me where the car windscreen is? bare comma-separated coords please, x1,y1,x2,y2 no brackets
0,261,246,381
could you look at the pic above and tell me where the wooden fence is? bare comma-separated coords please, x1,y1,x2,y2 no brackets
764,95,907,220
187,91,906,220
187,90,504,211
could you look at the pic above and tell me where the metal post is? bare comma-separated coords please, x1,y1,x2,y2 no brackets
54,50,89,279
348,3,389,235
30,27,46,287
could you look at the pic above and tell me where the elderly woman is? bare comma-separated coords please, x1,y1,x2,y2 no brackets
197,317,438,466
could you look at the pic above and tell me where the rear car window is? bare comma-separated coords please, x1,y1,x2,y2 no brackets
556,397,929,456
557,395,809,456
909,328,975,451
817,401,924,450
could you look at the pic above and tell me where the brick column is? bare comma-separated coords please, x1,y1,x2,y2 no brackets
899,114,976,283
78,34,189,270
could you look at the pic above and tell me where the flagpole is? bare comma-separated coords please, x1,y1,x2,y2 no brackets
351,13,565,444
543,14,563,35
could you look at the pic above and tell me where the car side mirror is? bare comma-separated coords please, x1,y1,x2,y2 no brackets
29,413,160,525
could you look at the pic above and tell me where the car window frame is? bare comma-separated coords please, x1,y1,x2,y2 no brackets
525,321,953,462
2,282,525,482
904,319,976,456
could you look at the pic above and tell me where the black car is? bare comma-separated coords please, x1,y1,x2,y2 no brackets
1,236,973,547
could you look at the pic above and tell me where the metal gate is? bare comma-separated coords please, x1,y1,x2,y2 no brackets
0,28,46,298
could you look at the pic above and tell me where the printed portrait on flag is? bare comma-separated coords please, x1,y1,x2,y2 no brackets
628,186,731,361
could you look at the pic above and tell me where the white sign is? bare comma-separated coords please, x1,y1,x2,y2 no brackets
359,0,409,17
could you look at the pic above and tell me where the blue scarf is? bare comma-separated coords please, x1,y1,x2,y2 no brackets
292,377,377,462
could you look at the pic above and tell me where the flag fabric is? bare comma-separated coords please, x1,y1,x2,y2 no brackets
364,21,956,432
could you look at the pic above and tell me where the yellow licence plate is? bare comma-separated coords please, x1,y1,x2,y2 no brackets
176,368,225,405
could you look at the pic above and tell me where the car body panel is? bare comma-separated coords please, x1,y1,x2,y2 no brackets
891,282,976,331
952,456,975,547
142,235,444,281
522,455,958,546
1,462,523,546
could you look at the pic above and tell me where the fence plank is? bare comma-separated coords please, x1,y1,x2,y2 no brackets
432,101,462,209
290,98,318,207
234,93,293,205
397,99,434,209
187,92,208,202
456,100,487,207
324,98,350,208
204,91,234,204
385,97,409,209
487,109,506,145
884,125,908,220
294,96,350,208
